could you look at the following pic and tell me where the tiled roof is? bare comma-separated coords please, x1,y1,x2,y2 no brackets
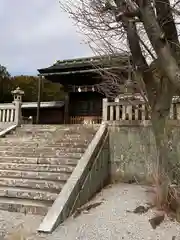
38,54,129,75
54,54,129,66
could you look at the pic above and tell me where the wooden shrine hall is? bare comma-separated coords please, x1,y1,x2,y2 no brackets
38,54,129,124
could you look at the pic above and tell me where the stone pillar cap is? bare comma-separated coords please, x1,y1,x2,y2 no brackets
11,87,24,96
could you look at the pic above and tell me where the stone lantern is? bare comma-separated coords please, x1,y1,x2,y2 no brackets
11,87,24,126
12,87,24,102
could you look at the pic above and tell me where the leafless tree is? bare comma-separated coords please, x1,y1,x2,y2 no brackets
59,0,180,186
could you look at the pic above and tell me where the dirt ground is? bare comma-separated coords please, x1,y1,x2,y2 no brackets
3,183,180,240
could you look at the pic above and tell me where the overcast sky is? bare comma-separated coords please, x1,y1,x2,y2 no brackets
0,0,93,76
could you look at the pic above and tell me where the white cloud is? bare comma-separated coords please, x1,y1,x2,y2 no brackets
0,0,93,75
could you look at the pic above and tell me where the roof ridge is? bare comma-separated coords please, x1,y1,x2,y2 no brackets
54,53,129,65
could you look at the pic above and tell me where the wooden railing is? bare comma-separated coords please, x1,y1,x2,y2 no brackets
102,97,180,121
70,116,102,124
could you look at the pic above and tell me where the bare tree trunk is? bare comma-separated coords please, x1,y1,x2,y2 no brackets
137,0,179,182
155,0,179,54
151,96,173,182
137,0,180,89
126,18,176,183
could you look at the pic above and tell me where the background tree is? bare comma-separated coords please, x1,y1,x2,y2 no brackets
0,65,10,78
0,65,12,102
0,68,65,103
8,75,65,102
60,0,180,207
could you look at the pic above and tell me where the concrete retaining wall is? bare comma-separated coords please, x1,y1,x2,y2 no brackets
109,122,180,183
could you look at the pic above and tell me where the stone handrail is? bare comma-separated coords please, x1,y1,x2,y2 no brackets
38,123,109,233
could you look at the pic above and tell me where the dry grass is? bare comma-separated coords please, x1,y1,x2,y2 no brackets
151,170,180,222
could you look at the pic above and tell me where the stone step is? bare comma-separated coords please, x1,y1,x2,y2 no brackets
0,143,49,148
66,134,95,137
4,136,54,140
0,169,70,181
0,157,79,165
40,147,85,153
53,139,92,144
13,132,61,137
0,177,64,192
19,125,98,130
10,130,95,135
20,126,62,129
20,124,59,127
0,139,91,146
0,145,87,152
0,124,96,215
42,141,90,147
0,163,75,172
0,147,86,154
0,197,50,215
13,129,96,135
58,137,93,141
0,151,83,158
1,135,93,141
47,142,88,148
0,186,58,201
16,129,95,133
0,139,48,144
14,133,55,136
0,140,38,144
6,137,94,143
20,131,61,134
16,128,60,133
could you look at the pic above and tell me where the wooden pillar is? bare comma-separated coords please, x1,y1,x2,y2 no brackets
36,76,42,124
64,94,69,124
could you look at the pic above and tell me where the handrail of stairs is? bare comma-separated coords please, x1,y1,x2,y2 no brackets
0,124,17,137
38,123,109,233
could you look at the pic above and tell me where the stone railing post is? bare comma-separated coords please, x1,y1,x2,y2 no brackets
176,103,180,120
102,98,108,122
169,103,174,119
11,87,24,126
115,98,120,120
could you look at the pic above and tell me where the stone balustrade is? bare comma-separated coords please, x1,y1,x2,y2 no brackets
102,94,180,121
0,87,24,126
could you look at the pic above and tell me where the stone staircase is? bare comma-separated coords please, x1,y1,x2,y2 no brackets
0,124,98,215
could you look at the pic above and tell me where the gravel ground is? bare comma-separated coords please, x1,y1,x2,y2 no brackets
2,183,180,240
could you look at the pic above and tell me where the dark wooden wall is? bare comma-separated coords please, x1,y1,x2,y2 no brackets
22,108,64,124
69,92,103,117
21,91,104,124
